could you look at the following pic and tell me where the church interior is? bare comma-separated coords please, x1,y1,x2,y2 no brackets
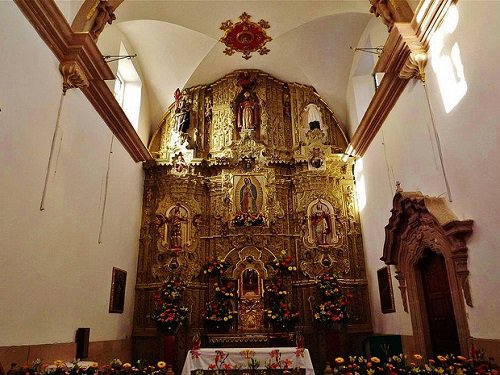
1,0,500,374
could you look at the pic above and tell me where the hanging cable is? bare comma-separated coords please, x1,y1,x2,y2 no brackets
40,92,66,211
381,128,395,196
422,81,453,202
98,134,115,244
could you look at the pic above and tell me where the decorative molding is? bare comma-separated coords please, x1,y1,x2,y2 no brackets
349,0,457,156
14,0,152,163
60,61,89,92
219,13,272,60
382,191,473,356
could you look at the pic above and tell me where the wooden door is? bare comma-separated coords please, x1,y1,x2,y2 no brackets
420,251,461,355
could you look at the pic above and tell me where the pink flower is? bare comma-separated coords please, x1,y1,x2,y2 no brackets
270,349,280,358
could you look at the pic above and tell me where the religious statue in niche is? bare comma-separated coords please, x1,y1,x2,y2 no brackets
241,268,260,298
174,88,191,133
233,72,260,139
232,175,266,226
303,103,323,131
308,200,335,246
237,91,260,131
172,152,188,175
166,203,189,250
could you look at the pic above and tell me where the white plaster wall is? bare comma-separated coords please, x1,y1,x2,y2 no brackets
350,2,500,339
0,2,144,345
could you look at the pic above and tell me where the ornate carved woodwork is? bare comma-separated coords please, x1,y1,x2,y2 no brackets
135,70,371,364
382,191,473,356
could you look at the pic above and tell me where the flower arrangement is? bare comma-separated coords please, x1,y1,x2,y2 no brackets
267,250,297,275
265,301,300,327
214,281,236,299
203,256,230,276
157,278,186,302
329,354,499,375
8,359,175,375
151,278,189,333
204,300,238,326
313,273,350,328
232,212,266,227
264,278,288,299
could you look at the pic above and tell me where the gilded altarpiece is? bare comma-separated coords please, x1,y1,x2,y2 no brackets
135,71,371,371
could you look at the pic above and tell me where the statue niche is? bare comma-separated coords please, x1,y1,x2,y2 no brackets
307,199,337,247
163,203,191,251
232,247,267,331
233,72,261,140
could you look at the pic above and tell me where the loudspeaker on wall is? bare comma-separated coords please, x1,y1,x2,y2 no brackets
76,328,90,359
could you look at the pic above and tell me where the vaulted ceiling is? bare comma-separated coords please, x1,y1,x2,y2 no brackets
92,1,373,131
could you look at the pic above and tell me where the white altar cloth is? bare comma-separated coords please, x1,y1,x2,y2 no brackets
181,347,314,375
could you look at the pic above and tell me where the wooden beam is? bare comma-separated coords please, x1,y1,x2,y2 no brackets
14,0,152,162
349,0,457,157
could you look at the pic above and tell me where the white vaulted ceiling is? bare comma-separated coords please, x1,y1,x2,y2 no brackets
98,1,373,131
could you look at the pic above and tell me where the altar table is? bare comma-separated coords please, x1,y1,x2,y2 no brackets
181,347,314,375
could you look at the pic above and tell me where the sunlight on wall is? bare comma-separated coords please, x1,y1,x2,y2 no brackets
354,158,367,212
429,5,467,113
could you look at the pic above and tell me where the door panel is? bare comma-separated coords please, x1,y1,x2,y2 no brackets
420,251,461,355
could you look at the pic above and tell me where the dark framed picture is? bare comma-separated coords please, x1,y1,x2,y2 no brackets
109,267,127,313
377,266,396,313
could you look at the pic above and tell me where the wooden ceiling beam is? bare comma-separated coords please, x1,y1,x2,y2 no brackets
14,0,152,163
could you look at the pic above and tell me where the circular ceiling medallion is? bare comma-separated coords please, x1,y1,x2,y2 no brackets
220,12,272,60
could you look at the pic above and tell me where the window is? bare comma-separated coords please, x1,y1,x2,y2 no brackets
114,43,142,131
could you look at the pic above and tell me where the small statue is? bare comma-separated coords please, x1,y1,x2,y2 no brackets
90,0,116,38
174,88,191,133
369,0,395,30
303,103,322,131
237,91,259,131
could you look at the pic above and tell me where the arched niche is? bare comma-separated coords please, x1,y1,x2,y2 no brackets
382,191,473,356
225,246,270,331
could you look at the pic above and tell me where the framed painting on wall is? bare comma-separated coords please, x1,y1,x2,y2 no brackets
377,266,396,313
109,267,127,313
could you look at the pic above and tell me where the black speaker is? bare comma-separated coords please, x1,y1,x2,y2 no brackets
75,328,90,359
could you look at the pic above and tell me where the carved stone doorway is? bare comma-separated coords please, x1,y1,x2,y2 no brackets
383,191,473,356
419,249,460,355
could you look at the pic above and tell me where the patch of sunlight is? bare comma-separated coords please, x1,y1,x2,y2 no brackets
429,5,467,114
354,158,367,212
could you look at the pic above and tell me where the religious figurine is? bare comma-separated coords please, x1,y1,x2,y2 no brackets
240,177,258,213
204,96,212,121
311,202,332,245
172,153,187,174
174,89,191,133
168,204,187,250
304,103,322,130
369,0,395,30
90,0,116,38
237,71,257,91
237,91,259,131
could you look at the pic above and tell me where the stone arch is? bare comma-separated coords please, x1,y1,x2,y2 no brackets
382,191,473,356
